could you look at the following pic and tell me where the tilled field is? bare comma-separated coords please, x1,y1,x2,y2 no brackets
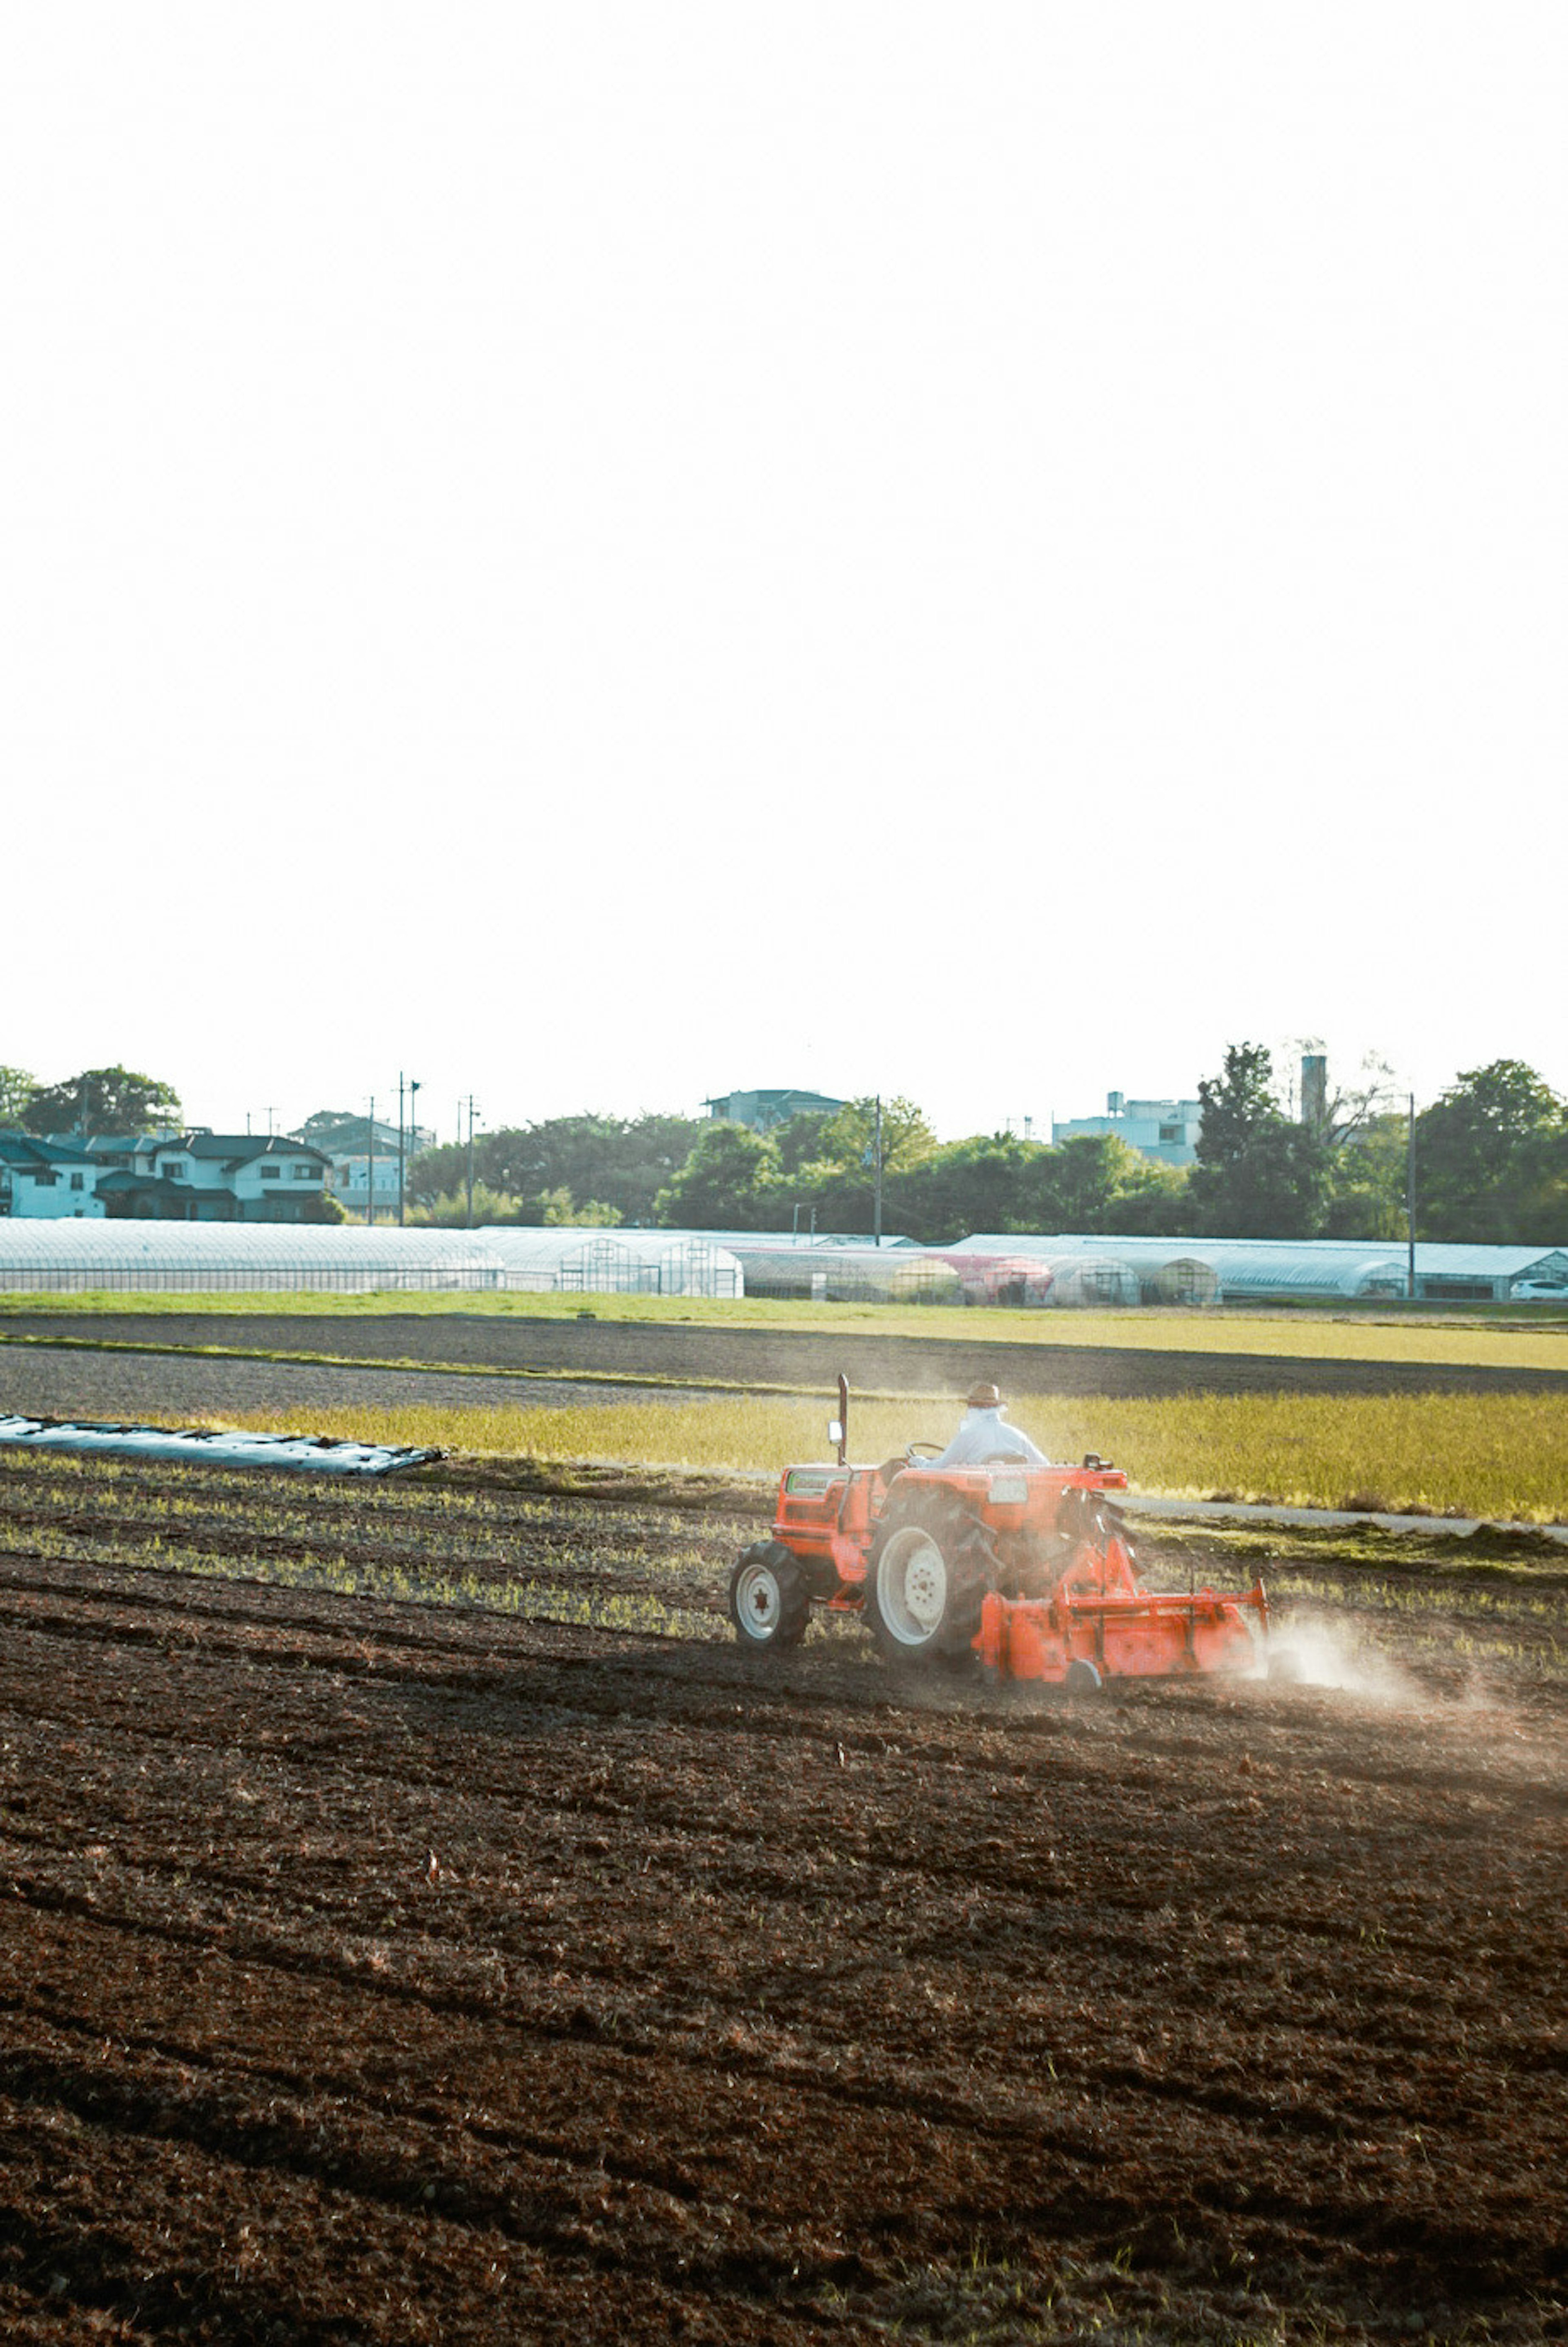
0,1452,1565,2344
6,1311,1568,1399
0,1344,708,1427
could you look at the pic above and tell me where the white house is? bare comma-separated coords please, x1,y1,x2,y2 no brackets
1051,1091,1204,1168
0,1133,106,1217
288,1116,436,1222
83,1131,333,1221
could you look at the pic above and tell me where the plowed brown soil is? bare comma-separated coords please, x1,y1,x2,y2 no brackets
7,1309,1568,1399
0,1450,1564,2344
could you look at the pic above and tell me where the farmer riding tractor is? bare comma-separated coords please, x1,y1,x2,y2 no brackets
728,1377,1278,1690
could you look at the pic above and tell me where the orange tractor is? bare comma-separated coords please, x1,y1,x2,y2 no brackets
728,1377,1277,1689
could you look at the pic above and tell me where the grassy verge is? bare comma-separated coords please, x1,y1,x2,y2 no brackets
2,1286,1567,1372
47,1387,1566,1523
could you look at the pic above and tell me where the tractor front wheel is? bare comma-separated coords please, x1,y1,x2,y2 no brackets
866,1494,989,1669
728,1542,811,1652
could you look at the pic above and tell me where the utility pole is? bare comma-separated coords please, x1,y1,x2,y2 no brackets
1406,1092,1417,1303
873,1093,883,1247
406,1078,421,1226
367,1097,376,1227
465,1097,479,1228
397,1073,405,1228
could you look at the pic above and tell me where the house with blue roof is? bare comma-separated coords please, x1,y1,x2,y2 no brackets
0,1133,105,1218
81,1130,334,1221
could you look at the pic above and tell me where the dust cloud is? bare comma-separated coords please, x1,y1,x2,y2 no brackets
1274,1612,1425,1703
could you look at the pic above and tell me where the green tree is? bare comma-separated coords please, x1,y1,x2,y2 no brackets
1194,1043,1276,1160
296,1109,369,1148
1321,1111,1410,1239
1413,1061,1568,1243
854,1129,1190,1246
773,1110,835,1175
886,1133,1042,1240
541,1188,618,1227
765,1098,938,1237
1090,1150,1192,1237
408,1112,704,1225
814,1096,936,1176
655,1123,781,1228
1188,1043,1330,1238
0,1066,36,1126
1031,1135,1156,1230
22,1064,181,1138
409,1180,522,1229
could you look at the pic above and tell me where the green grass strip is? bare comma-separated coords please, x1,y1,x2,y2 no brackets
27,1388,1562,1525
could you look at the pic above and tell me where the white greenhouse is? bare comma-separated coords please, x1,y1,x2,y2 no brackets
718,1239,955,1303
0,1220,506,1293
927,1251,1056,1308
953,1235,1568,1305
474,1228,743,1298
0,1220,746,1298
1039,1255,1144,1309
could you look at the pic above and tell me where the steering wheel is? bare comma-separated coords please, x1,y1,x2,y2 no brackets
906,1439,944,1462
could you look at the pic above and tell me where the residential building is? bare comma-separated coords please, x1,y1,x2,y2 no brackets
1051,1092,1203,1168
0,1133,105,1217
703,1088,845,1133
290,1116,437,1222
81,1131,333,1221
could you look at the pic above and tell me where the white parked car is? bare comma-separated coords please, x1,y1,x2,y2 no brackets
1510,1280,1568,1302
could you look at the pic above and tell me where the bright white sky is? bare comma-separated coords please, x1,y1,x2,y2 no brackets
4,5,1564,1149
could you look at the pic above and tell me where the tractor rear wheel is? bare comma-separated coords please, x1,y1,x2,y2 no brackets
728,1542,811,1651
866,1492,990,1669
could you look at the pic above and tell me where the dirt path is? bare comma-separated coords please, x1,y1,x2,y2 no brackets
0,1453,1564,2342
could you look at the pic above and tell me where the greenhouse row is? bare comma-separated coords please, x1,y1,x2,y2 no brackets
0,1220,1560,1303
662,1230,1568,1307
952,1235,1568,1305
0,1222,743,1297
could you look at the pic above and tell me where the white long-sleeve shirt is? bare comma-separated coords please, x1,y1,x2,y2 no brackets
930,1404,1047,1469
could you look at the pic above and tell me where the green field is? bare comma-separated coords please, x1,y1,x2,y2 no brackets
5,1289,1567,1522
165,1387,1568,1525
3,1285,1568,1372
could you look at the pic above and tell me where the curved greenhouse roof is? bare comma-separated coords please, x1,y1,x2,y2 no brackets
1040,1255,1144,1308
953,1235,1568,1302
0,1220,506,1292
474,1228,742,1297
0,1220,746,1297
718,1240,956,1303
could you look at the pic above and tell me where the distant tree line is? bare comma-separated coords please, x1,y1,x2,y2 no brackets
405,1114,706,1228
0,1064,181,1136
7,1054,1564,1247
1187,1046,1568,1247
403,1055,1568,1248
